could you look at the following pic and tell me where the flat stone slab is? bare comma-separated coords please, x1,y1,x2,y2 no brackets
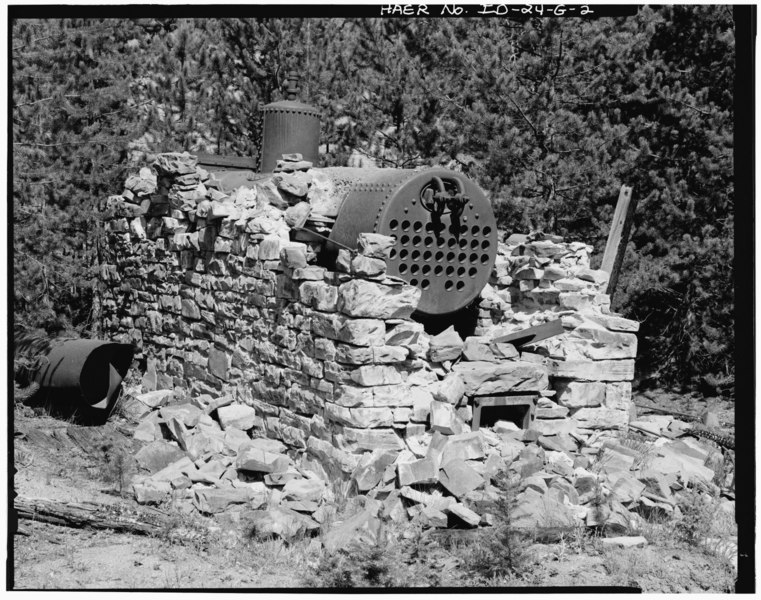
439,459,484,498
193,487,264,514
546,359,635,382
217,403,257,431
135,441,187,474
452,360,548,395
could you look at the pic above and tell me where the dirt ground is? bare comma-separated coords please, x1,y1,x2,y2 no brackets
10,390,737,591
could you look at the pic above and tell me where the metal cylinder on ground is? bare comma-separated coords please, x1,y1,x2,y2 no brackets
34,339,135,411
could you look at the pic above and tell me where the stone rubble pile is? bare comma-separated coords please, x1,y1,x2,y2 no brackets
123,385,731,541
98,152,731,541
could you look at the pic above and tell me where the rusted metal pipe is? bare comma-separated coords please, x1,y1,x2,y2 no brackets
34,339,134,410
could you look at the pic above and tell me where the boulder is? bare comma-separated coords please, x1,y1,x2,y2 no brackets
438,432,486,465
351,255,386,278
429,372,466,405
577,268,610,285
535,402,570,419
193,487,265,514
338,279,420,319
236,445,291,473
521,475,548,495
430,401,469,435
493,420,520,434
554,380,606,408
248,507,320,540
438,459,484,498
545,450,574,477
350,365,403,387
427,326,464,362
512,488,577,529
299,281,338,312
336,427,404,452
351,449,399,492
136,389,175,409
381,490,409,523
160,403,203,428
322,508,383,554
462,336,517,362
548,479,579,505
574,469,599,504
282,478,326,503
397,458,438,486
133,413,162,443
223,429,252,454
604,500,638,534
133,480,171,505
280,243,308,269
445,503,480,528
149,456,195,483
135,441,186,474
217,403,257,431
417,506,449,528
357,232,395,259
284,202,311,228
272,171,311,198
246,437,288,454
611,475,646,503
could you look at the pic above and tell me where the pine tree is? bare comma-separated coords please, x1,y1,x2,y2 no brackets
11,11,735,390
12,18,149,332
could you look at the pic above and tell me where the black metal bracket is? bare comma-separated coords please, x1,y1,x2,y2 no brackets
420,176,469,240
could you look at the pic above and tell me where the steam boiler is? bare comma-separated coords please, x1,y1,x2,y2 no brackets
198,73,498,319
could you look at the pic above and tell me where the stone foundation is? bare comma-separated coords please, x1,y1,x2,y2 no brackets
97,152,638,483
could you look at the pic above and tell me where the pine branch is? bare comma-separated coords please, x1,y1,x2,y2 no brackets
14,94,82,108
12,23,119,52
14,139,123,148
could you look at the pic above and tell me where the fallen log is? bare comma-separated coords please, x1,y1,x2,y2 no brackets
14,496,172,537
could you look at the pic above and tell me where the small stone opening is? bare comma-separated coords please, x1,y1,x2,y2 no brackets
471,395,538,431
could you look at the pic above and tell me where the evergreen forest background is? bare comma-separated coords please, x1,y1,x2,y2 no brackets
11,7,736,393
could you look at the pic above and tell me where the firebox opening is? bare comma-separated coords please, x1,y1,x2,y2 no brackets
471,394,538,431
479,404,531,430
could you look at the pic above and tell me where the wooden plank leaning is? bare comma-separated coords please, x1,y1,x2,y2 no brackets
600,185,637,301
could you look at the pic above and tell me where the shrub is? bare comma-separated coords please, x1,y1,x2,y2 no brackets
309,544,395,588
673,488,720,546
464,471,529,582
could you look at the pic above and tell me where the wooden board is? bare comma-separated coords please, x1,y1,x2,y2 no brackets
601,185,637,299
195,153,257,171
492,319,564,347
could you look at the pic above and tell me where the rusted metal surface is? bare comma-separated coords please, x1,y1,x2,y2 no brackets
34,339,134,410
328,167,498,316
195,153,258,171
259,73,321,173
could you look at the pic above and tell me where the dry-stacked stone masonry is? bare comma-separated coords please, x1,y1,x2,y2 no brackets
98,152,638,490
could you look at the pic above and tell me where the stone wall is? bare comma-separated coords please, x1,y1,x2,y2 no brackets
476,233,639,437
98,152,638,483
